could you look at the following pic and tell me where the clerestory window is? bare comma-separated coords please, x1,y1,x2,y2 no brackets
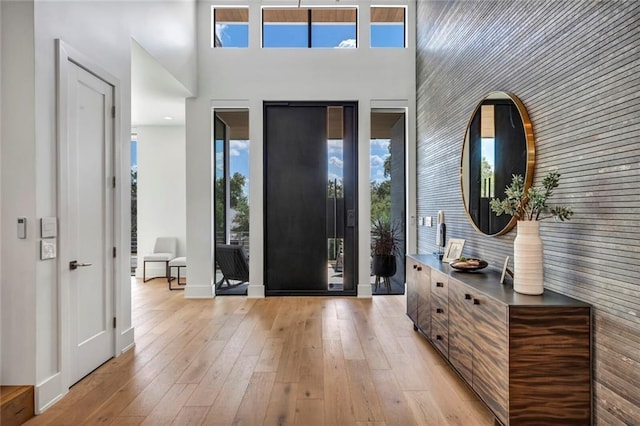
262,7,357,48
212,7,249,48
371,6,406,48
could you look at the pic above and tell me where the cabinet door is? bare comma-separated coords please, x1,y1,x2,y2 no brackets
430,270,449,356
416,264,431,334
472,294,508,424
405,258,419,325
447,279,473,383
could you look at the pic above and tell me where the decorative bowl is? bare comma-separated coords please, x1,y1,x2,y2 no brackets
449,258,488,272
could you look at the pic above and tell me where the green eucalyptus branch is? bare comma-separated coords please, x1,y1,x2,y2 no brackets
490,171,574,222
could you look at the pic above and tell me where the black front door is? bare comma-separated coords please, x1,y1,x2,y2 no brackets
264,102,357,295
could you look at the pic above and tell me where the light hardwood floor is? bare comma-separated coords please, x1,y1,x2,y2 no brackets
26,278,494,425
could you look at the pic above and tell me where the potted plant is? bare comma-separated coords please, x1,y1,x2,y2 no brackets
490,170,573,295
371,217,402,279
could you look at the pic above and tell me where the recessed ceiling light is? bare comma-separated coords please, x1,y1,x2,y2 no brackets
163,116,173,120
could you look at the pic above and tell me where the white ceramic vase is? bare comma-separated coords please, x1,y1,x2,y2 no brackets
513,220,544,295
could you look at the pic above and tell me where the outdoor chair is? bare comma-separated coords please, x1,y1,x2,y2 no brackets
215,244,249,289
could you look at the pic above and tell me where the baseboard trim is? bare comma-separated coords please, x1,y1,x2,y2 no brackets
35,373,65,414
119,326,135,354
357,283,373,298
247,284,265,298
184,284,214,298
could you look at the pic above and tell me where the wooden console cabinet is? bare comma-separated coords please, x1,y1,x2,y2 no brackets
406,255,592,425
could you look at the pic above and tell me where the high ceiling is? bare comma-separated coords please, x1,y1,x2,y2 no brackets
131,41,191,127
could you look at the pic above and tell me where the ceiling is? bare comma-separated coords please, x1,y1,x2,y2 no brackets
131,41,191,127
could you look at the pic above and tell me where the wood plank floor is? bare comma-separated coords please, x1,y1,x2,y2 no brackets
26,278,494,425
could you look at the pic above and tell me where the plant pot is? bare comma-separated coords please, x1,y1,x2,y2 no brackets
513,220,544,295
372,254,397,278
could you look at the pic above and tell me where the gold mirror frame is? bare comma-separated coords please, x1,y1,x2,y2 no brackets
460,91,535,236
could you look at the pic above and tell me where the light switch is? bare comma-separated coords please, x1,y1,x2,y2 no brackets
425,216,433,227
17,217,27,239
41,217,57,238
41,239,57,260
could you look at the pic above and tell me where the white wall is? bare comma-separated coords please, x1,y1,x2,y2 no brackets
1,0,197,413
1,0,37,387
135,126,187,278
186,0,416,298
0,0,3,383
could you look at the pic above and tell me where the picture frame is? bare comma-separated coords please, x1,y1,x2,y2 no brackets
442,238,465,262
500,256,510,284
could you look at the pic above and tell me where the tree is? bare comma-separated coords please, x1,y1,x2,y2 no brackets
215,172,250,236
327,179,344,198
231,173,249,233
371,179,391,223
371,143,392,222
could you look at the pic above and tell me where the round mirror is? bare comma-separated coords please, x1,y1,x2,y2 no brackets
461,91,535,236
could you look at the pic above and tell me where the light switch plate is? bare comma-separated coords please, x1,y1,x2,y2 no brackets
425,216,433,227
41,217,57,238
41,239,57,260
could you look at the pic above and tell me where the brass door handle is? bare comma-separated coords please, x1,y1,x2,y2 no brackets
70,260,93,270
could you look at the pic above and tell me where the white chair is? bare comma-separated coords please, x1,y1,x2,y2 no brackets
143,237,177,282
168,257,187,290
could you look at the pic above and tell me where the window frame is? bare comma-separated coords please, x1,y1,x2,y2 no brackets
211,5,250,48
261,6,359,49
370,5,407,49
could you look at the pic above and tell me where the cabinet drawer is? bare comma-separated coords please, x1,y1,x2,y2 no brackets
431,314,448,356
430,270,448,304
431,299,448,329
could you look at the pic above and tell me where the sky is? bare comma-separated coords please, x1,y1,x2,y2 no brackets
216,19,404,48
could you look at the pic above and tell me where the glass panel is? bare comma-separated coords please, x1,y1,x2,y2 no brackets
327,107,344,291
229,138,250,249
263,8,308,48
370,138,391,223
481,138,495,198
312,24,356,48
215,110,250,295
312,8,356,48
371,6,406,48
130,136,137,276
213,7,249,48
262,7,357,48
214,118,226,245
370,111,406,294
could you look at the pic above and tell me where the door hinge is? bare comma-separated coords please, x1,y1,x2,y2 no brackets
112,176,116,188
111,106,116,118
113,317,117,329
113,247,117,258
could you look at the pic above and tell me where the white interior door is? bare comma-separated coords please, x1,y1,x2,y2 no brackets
67,61,115,385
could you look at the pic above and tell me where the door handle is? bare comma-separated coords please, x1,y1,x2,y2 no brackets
346,209,355,227
70,260,93,270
